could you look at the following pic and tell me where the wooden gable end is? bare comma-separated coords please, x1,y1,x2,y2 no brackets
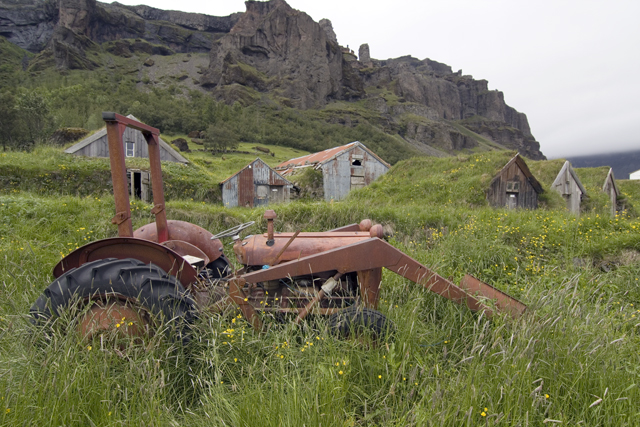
487,159,540,210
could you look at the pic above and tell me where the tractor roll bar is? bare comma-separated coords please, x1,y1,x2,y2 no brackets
102,112,169,242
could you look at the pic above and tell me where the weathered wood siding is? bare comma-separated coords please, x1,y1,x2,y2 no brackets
72,127,184,163
487,162,538,209
552,164,583,214
321,146,389,201
603,174,617,217
221,159,291,208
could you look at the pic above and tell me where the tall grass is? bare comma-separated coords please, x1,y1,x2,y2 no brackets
3,151,640,425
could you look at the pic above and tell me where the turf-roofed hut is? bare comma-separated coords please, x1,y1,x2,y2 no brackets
276,141,390,202
575,167,620,217
486,154,543,210
551,161,587,214
220,158,292,208
64,115,188,164
64,114,188,202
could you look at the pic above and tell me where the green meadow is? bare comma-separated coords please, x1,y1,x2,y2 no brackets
2,149,640,425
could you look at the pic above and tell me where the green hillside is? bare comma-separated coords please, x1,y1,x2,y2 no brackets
2,146,640,425
0,142,309,203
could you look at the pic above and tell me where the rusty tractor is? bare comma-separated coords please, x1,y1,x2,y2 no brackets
30,113,526,341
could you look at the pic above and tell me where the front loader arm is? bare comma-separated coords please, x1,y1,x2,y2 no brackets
240,238,525,318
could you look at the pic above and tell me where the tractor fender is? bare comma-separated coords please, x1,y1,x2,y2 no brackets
134,220,224,264
53,237,199,291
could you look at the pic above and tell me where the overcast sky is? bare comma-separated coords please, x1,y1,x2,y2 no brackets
115,0,640,159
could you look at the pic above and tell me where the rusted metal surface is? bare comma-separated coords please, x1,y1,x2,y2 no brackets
459,274,527,317
276,142,390,202
329,219,372,232
238,165,254,207
294,289,327,324
134,219,224,264
56,110,531,341
221,159,292,208
79,300,149,341
160,240,210,266
105,119,133,237
276,141,390,172
65,114,188,164
238,238,525,318
294,272,343,323
228,277,262,330
264,210,276,241
103,112,170,241
270,230,300,265
357,268,382,309
53,237,198,290
234,231,379,266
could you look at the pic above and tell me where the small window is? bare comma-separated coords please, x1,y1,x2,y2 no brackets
256,185,269,200
125,141,135,157
352,159,362,166
506,181,520,193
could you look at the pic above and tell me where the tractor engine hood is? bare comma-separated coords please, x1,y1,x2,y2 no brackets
234,226,384,268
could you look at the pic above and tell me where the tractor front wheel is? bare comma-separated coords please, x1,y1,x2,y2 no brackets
328,305,394,341
30,258,196,344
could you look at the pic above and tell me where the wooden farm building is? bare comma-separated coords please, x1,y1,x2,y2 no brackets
221,158,292,208
486,154,543,209
64,115,188,164
64,114,187,203
276,141,390,202
551,161,587,214
602,168,619,217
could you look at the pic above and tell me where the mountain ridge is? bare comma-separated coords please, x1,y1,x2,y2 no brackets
0,0,545,160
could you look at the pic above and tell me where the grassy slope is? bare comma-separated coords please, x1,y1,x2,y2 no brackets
2,148,640,425
0,142,308,203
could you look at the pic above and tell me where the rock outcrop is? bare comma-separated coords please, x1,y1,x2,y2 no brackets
201,0,351,109
0,0,545,159
0,0,57,52
0,0,239,56
353,55,544,159
197,0,543,158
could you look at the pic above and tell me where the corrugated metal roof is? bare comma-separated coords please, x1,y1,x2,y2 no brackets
276,141,390,174
220,158,292,185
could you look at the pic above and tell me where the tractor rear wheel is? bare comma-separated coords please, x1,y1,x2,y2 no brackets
30,258,196,344
328,305,394,340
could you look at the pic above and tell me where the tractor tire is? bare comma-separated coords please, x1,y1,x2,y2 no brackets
328,305,394,340
30,258,197,343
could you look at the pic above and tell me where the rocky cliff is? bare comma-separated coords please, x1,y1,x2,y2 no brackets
0,0,239,53
197,0,543,159
0,0,545,159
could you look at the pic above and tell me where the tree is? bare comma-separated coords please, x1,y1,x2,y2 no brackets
15,89,54,146
0,91,19,151
204,124,239,152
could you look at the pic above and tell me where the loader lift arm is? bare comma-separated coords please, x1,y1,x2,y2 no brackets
237,237,526,328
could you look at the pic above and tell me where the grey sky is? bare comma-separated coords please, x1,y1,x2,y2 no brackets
115,0,640,159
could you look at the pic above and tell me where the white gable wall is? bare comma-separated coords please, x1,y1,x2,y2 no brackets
321,145,389,201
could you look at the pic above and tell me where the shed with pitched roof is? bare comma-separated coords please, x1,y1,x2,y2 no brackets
602,168,619,217
276,141,390,201
221,158,292,208
551,161,587,214
486,153,543,209
64,115,188,164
